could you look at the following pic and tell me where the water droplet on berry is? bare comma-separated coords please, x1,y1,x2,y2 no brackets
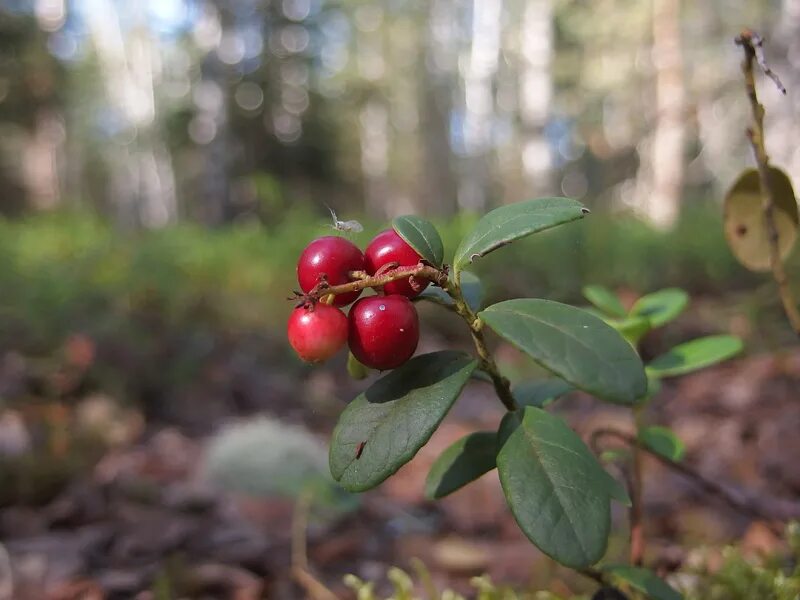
379,304,386,311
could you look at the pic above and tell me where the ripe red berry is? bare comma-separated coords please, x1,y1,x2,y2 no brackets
364,229,429,298
287,303,348,363
297,236,366,306
348,295,419,370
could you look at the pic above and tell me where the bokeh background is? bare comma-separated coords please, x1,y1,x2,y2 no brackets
1,1,800,599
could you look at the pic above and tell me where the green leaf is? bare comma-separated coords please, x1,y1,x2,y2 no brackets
480,299,647,405
347,352,370,380
417,272,484,313
424,432,496,499
647,335,743,378
512,378,574,408
603,565,683,600
639,426,685,462
329,351,477,492
392,215,445,267
496,407,622,568
630,289,689,328
724,166,798,272
605,316,652,346
453,198,587,274
583,285,627,318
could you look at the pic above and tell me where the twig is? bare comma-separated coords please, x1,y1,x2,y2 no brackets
291,489,339,600
743,29,786,95
448,284,518,411
629,408,645,566
592,427,800,534
296,264,449,303
735,30,800,337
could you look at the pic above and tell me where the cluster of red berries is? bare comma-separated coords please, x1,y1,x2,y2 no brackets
287,229,428,370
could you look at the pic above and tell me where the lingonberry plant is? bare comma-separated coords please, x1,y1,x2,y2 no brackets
286,201,751,599
287,201,641,577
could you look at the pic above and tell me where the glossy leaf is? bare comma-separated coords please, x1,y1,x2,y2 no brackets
603,565,683,600
724,167,798,272
453,198,586,274
417,271,484,313
497,407,625,568
480,299,647,405
512,378,574,408
630,289,689,328
392,215,445,267
425,431,496,499
647,335,743,378
329,351,477,492
583,285,627,318
639,426,685,462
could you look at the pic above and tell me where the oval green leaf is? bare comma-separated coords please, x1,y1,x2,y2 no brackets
424,431,496,499
497,407,623,568
638,426,685,462
512,378,574,408
602,565,683,600
583,285,627,318
329,351,477,492
479,299,647,405
646,335,743,378
453,198,587,274
724,167,798,272
605,315,652,346
630,288,689,329
417,272,484,313
392,215,445,267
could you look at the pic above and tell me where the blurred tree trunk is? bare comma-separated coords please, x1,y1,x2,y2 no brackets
644,0,685,228
84,0,176,228
21,109,63,210
359,99,390,220
459,0,502,212
518,0,554,198
419,0,458,217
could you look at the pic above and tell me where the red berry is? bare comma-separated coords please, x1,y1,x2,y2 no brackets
365,229,429,298
297,236,366,306
348,295,419,370
287,303,348,363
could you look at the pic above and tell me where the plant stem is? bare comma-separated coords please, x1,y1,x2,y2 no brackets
629,407,645,566
298,264,449,303
591,427,800,533
735,30,800,337
291,489,338,600
448,282,517,411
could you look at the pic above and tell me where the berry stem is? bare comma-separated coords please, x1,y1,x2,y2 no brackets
299,264,449,302
447,281,517,411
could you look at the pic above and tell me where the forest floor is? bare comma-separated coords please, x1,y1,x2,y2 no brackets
1,318,799,599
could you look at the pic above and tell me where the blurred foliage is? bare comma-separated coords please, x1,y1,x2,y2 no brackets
684,522,800,600
0,203,783,345
343,523,800,600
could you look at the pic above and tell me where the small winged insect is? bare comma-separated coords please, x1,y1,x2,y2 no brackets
327,205,363,235
355,441,366,459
